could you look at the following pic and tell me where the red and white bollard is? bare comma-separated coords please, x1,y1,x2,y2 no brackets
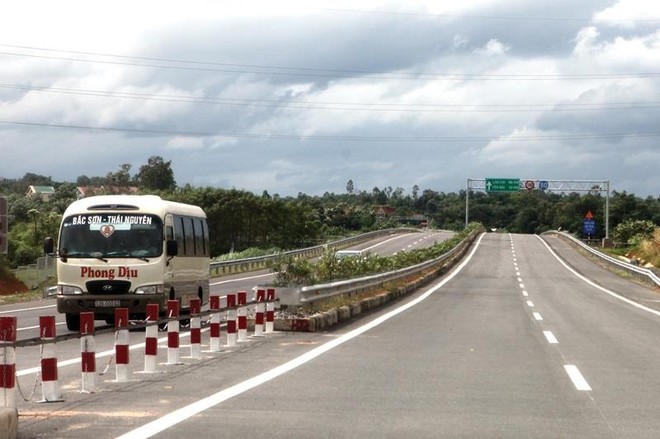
80,312,96,393
167,300,181,365
189,298,202,359
237,291,248,342
253,289,265,337
39,316,61,402
144,304,159,373
114,308,130,382
265,288,276,334
209,295,222,352
225,293,237,347
0,316,17,408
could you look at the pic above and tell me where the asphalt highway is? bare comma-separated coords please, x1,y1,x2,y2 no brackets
12,232,660,438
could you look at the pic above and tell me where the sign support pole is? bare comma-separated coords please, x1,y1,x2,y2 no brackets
465,178,470,229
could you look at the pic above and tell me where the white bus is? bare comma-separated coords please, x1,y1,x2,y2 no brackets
44,195,210,331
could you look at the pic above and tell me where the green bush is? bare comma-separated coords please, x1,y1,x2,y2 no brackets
612,219,657,246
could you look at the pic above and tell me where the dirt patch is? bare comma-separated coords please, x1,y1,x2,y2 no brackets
0,271,29,296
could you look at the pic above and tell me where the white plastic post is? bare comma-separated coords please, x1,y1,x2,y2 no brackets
265,288,276,333
253,289,265,337
144,304,159,373
166,300,181,365
39,316,61,402
225,293,237,347
80,312,96,393
189,298,202,359
209,295,221,352
0,317,17,408
114,308,130,382
237,291,248,342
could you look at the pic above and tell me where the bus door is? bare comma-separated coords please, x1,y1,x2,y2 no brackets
164,214,176,298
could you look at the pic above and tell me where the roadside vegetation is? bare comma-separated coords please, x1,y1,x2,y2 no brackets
269,223,483,287
608,219,660,268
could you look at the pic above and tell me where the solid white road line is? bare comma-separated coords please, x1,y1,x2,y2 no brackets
114,235,487,439
0,303,56,314
536,235,660,318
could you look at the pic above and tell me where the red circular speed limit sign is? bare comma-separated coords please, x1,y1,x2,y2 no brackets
524,180,535,190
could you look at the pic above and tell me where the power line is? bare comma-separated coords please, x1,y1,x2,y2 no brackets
2,82,660,113
1,119,659,142
1,44,659,81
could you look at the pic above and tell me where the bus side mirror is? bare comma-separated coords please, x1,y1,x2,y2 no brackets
44,237,54,255
166,240,178,257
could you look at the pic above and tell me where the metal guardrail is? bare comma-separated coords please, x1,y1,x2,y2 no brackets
13,256,55,290
209,228,420,277
274,230,479,307
544,231,660,288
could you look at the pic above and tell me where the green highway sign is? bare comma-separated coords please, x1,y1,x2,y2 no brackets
485,178,520,192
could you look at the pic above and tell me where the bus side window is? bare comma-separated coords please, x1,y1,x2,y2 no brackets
202,219,209,256
174,216,186,255
185,217,195,256
194,218,205,256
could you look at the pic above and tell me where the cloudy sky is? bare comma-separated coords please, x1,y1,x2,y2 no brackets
1,0,659,197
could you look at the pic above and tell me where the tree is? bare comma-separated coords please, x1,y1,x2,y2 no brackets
346,179,354,195
76,175,105,187
106,164,133,187
50,183,78,214
76,175,91,186
135,156,176,191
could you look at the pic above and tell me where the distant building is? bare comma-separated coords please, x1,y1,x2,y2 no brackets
26,185,56,201
373,205,397,220
372,205,428,227
76,186,140,198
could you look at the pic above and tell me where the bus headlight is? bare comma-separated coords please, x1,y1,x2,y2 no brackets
59,285,83,295
135,285,164,295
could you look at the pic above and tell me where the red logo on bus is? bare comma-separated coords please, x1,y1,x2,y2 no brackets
100,225,115,238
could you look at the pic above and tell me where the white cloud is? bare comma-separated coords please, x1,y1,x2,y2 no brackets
452,35,470,50
594,0,660,28
476,128,581,167
474,39,510,56
166,137,205,151
573,27,602,56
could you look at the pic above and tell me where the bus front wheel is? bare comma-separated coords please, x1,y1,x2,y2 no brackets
66,313,80,331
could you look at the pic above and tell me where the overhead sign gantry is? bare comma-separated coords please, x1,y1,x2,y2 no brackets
465,178,611,240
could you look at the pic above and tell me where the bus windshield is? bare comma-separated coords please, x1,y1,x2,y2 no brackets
59,213,163,259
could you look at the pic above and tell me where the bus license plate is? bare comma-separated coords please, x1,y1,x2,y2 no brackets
95,300,120,308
